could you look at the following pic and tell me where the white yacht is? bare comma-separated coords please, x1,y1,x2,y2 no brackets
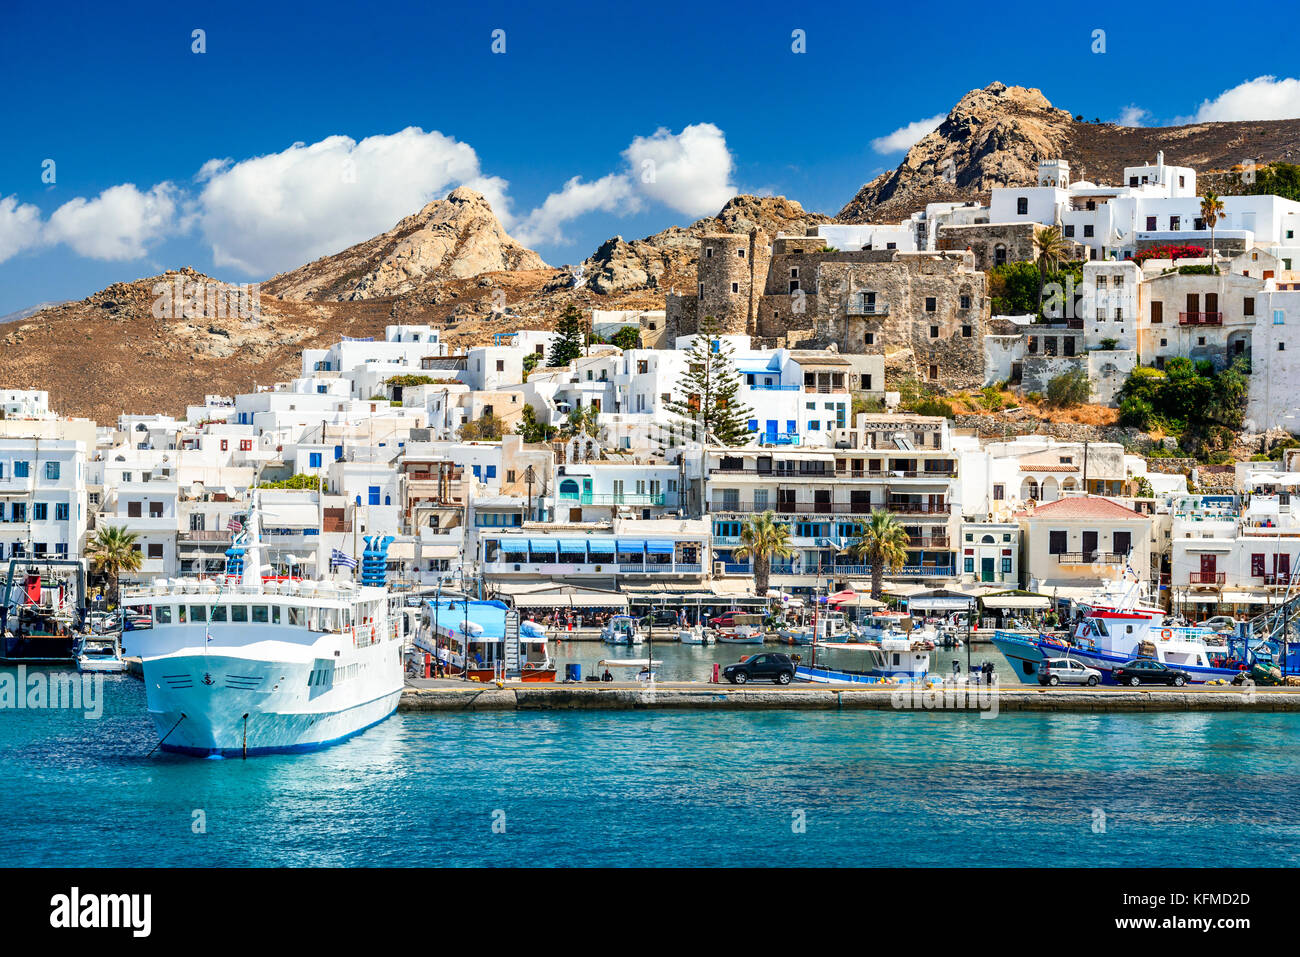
121,495,404,756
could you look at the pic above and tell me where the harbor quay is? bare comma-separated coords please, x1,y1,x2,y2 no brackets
398,678,1300,713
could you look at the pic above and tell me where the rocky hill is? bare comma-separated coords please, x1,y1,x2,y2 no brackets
839,81,1300,222
264,187,549,301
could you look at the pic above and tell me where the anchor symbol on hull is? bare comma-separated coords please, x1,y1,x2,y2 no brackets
202,673,214,686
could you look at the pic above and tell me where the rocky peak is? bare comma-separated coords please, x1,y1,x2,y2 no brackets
265,187,549,301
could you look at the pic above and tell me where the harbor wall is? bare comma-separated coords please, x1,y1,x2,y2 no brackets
398,684,1300,713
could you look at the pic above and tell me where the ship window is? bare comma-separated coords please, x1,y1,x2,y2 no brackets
231,605,249,623
210,605,228,622
252,605,269,623
308,608,321,631
288,606,305,627
177,606,187,624
155,606,172,625
190,606,207,623
272,605,281,625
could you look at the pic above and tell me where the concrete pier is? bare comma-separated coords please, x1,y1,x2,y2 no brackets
399,680,1300,713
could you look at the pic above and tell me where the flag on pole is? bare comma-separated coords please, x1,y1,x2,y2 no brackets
227,518,243,533
330,548,358,570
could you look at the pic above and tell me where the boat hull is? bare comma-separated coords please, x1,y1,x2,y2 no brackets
796,665,928,685
142,644,403,756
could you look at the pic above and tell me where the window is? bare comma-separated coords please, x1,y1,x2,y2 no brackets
1017,197,1028,215
962,325,972,338
1252,553,1266,578
220,439,228,452
960,295,971,310
309,452,322,468
993,484,1004,501
731,282,739,294
45,462,59,481
1048,530,1068,554
864,332,874,346
127,501,142,518
1170,216,1180,231
925,297,937,312
1064,225,1074,237
1083,224,1094,238
737,247,745,258
1112,531,1132,555
239,439,253,452
252,605,269,623
231,605,249,623
210,605,227,622
1244,297,1256,317
155,606,172,625
1151,301,1163,324
368,486,381,505
147,543,163,559
930,325,939,338
13,461,28,478
928,364,938,380
705,246,713,258
1001,557,1012,573
964,557,975,573
1146,216,1157,231
55,503,68,521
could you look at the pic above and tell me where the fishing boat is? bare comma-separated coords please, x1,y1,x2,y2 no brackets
991,574,1249,684
600,614,644,646
413,598,556,681
1,559,88,664
121,493,405,756
795,636,934,685
677,625,709,645
716,613,765,644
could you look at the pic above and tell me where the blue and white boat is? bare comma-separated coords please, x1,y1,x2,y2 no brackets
796,636,933,685
122,494,404,756
600,615,643,646
413,599,555,681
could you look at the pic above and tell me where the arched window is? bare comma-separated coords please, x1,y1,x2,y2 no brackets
994,244,1008,267
384,495,391,506
559,479,580,497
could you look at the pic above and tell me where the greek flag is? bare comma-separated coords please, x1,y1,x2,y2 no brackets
330,548,358,570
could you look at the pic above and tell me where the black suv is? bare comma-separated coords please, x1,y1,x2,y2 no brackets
641,609,680,628
723,653,796,685
1112,659,1191,687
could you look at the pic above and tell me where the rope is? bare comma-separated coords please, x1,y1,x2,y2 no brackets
147,713,186,757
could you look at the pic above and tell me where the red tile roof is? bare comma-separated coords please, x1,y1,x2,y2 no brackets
1026,496,1144,520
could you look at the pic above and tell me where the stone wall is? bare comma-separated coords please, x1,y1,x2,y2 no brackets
936,221,1044,270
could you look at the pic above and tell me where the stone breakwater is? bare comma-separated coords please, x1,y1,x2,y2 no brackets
398,684,1300,713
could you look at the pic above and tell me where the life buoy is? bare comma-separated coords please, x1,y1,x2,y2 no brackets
370,625,377,644
1160,628,1172,640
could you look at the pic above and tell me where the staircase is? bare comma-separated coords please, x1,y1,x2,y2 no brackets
504,610,521,677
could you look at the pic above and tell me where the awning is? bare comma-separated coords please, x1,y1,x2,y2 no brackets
908,596,975,611
514,591,628,609
587,539,615,554
981,595,1051,610
499,538,528,552
528,539,558,552
419,543,461,559
645,540,675,553
616,540,646,552
556,539,588,552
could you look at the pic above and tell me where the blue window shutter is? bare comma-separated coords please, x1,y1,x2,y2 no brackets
786,420,796,434
368,486,380,505
334,445,343,461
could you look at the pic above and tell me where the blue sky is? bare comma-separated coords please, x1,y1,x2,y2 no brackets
2,0,1299,314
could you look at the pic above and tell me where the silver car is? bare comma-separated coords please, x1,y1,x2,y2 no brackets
1038,657,1101,686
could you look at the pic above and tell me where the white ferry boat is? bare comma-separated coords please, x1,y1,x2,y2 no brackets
121,496,404,756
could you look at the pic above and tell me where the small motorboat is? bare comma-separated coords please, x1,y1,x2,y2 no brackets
716,614,765,644
76,633,128,673
601,615,644,646
677,625,709,645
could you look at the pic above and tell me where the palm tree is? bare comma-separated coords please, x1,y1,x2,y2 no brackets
1200,190,1226,274
1035,225,1070,318
86,525,142,608
847,509,910,600
732,511,795,598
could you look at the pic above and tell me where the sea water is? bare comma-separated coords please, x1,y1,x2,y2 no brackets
3,670,1299,867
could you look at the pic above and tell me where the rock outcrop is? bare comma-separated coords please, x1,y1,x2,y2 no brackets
264,187,548,301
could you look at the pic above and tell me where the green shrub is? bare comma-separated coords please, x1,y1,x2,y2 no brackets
1044,369,1091,408
1118,396,1154,430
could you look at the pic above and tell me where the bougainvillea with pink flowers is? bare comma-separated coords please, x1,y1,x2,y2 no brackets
1128,244,1208,265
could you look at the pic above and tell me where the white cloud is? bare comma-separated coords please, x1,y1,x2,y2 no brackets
622,123,735,216
508,123,737,248
1115,105,1150,127
44,183,180,261
0,195,43,263
196,127,498,274
871,113,946,154
1192,75,1300,122
511,173,637,247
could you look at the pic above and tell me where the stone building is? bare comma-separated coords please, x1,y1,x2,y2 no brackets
667,233,991,392
936,221,1051,271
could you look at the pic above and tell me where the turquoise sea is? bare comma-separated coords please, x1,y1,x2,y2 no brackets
4,669,1300,867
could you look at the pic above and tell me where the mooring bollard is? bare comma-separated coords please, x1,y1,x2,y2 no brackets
711,663,720,684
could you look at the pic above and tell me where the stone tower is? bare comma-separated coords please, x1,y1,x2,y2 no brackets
696,231,761,335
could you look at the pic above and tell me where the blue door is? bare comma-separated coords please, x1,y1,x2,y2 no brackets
765,420,777,442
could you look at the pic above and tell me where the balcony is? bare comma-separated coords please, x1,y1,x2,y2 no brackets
709,499,949,516
1188,571,1226,585
815,563,956,578
180,529,232,542
747,383,799,392
558,492,667,506
845,302,890,316
1057,551,1130,564
1179,312,1223,326
907,535,951,549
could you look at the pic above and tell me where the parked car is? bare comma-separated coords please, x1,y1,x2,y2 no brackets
723,652,796,685
709,613,741,630
641,609,680,628
1038,657,1101,686
1112,659,1192,687
1199,616,1238,633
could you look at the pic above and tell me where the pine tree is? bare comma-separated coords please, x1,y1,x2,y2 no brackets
665,316,754,446
548,305,586,367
